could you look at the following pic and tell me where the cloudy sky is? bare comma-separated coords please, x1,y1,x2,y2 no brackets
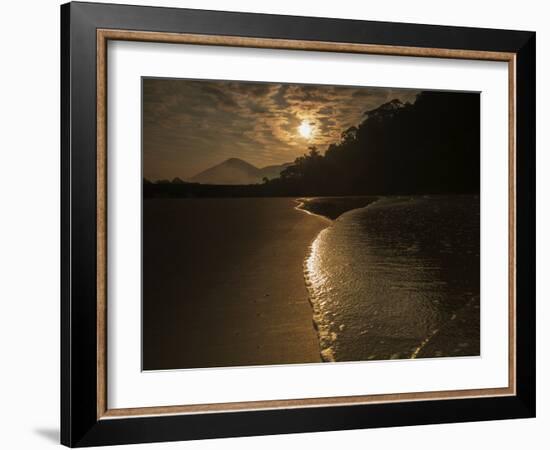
143,78,420,181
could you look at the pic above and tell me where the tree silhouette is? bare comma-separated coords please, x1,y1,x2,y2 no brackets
265,90,479,196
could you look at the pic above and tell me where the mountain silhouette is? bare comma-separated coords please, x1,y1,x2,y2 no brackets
190,158,291,185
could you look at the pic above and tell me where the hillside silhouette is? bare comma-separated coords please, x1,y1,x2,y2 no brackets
190,158,292,185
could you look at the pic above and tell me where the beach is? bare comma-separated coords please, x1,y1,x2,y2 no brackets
143,195,479,369
143,197,328,370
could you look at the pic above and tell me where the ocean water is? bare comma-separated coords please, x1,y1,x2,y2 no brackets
304,196,480,362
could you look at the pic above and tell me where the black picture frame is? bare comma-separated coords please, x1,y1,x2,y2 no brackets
61,1,536,447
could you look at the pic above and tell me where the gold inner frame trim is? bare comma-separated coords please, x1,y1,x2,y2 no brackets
96,28,517,420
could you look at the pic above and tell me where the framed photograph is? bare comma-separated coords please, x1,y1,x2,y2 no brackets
61,2,536,447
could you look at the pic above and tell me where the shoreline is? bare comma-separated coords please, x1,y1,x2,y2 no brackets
294,199,333,223
295,196,380,362
302,227,334,362
295,203,331,362
295,196,379,221
143,195,383,370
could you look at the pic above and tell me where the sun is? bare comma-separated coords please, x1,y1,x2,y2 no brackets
298,121,313,139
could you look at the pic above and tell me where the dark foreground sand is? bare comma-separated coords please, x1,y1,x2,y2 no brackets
143,198,328,370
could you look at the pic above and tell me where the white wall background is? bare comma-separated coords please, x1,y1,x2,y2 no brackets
0,0,546,448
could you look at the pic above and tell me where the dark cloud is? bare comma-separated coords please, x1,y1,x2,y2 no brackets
229,82,274,98
246,101,269,114
143,78,420,181
199,85,238,108
270,84,290,109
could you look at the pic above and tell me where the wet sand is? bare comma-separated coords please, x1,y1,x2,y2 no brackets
143,197,328,370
